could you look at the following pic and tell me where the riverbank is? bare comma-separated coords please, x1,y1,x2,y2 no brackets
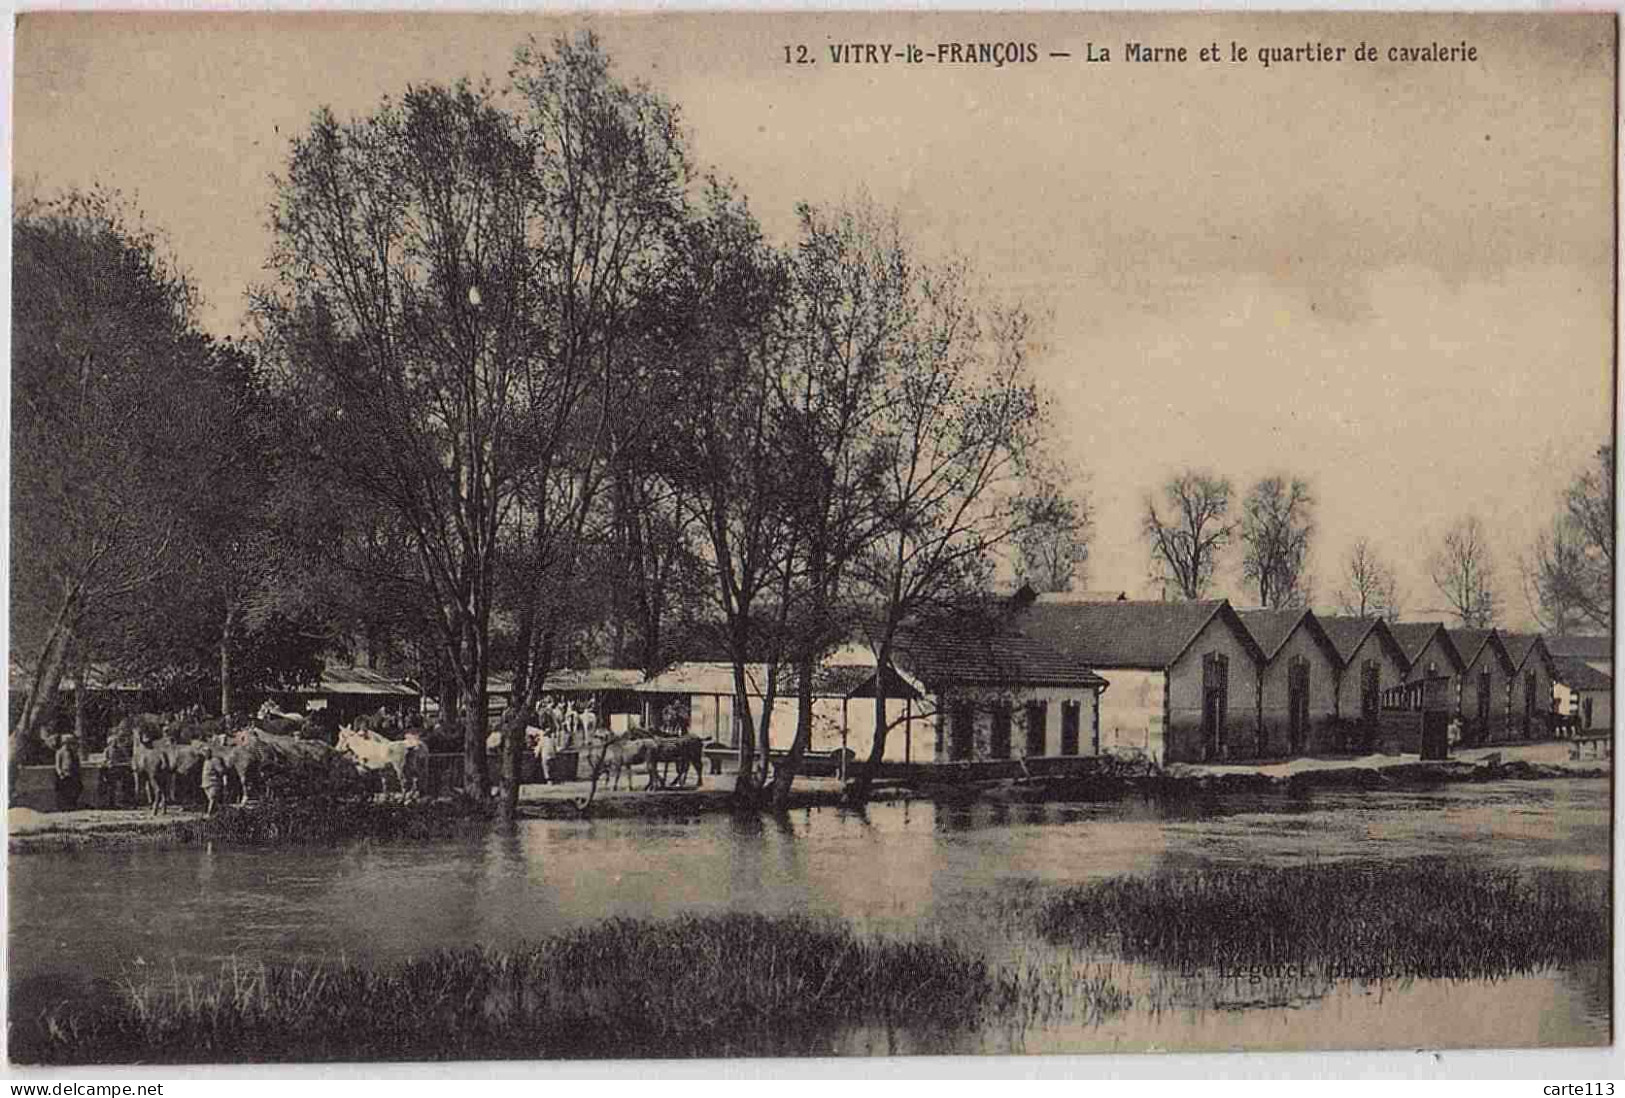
9,742,1607,853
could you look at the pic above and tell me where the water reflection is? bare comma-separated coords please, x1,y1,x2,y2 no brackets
9,777,1610,1052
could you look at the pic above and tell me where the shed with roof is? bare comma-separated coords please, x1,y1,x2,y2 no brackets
1014,597,1263,764
1449,628,1515,743
1317,615,1411,744
1236,609,1346,756
1499,633,1558,739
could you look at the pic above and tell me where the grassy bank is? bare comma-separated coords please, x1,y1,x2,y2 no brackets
19,914,1025,1064
10,797,489,853
1036,859,1610,980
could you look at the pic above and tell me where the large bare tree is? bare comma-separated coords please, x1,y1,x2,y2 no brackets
1240,476,1315,609
1335,537,1402,621
1525,443,1613,635
1430,514,1499,628
1143,470,1234,600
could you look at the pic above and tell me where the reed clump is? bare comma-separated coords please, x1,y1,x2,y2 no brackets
1035,859,1609,980
20,913,1019,1064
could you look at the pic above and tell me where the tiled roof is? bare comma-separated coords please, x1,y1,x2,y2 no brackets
782,663,923,700
1387,622,1454,668
1448,628,1501,670
1554,656,1613,691
633,662,774,697
1547,635,1614,662
1014,599,1231,669
1498,633,1548,671
1316,616,1380,663
1235,609,1311,660
891,628,1107,691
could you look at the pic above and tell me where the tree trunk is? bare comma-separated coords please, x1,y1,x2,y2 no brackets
220,604,235,718
19,590,80,760
73,643,89,745
849,636,895,805
730,661,760,805
771,650,816,811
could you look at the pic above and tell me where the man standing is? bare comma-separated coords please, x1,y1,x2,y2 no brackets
102,728,134,808
54,734,83,811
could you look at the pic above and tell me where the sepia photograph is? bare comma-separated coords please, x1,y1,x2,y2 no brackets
6,10,1617,1068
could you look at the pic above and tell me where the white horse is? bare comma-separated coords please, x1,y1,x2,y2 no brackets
338,725,424,799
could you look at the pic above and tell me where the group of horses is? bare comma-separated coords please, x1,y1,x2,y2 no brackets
484,698,707,793
112,703,427,815
108,697,711,814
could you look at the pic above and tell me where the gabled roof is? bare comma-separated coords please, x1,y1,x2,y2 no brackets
1554,656,1614,691
781,663,923,701
1498,633,1554,675
1317,615,1409,668
1449,628,1514,674
1235,608,1343,667
1386,622,1466,673
1546,635,1614,662
891,628,1108,692
1014,599,1262,670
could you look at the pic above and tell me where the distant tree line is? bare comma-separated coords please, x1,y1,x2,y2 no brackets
1138,452,1613,636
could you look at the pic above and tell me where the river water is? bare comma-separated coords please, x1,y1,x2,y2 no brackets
9,778,1612,1055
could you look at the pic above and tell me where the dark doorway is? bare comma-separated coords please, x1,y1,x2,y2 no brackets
1060,701,1080,755
991,703,1012,759
1523,671,1536,737
950,701,975,761
1201,652,1229,761
1288,657,1310,755
1476,669,1492,743
1024,701,1047,756
1360,660,1381,753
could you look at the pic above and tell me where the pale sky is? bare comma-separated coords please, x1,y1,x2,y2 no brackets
13,12,1616,629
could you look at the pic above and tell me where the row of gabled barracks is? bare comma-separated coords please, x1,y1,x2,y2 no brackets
1009,591,1563,764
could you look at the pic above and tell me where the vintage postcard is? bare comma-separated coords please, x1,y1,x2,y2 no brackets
7,10,1615,1070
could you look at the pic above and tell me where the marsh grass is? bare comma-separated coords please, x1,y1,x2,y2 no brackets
21,913,1100,1064
1035,859,1610,981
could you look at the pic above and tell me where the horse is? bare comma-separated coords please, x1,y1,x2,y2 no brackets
129,726,174,816
338,725,425,800
226,726,334,804
644,734,706,790
586,733,655,791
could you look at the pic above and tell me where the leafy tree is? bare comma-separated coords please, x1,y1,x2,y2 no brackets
11,188,219,758
1142,470,1234,600
1430,514,1499,628
1335,537,1401,621
1240,475,1315,609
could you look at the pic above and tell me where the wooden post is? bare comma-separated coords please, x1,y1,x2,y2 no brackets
841,698,848,782
905,697,912,763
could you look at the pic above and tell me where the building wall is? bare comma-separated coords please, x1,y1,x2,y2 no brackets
1508,656,1555,739
931,686,1102,763
1460,648,1511,740
1554,682,1613,733
1257,629,1340,756
1097,669,1166,763
1165,620,1261,762
1335,633,1407,725
1403,634,1462,713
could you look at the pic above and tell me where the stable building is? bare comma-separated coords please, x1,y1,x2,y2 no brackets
1318,615,1411,747
1387,622,1467,707
1015,597,1263,764
1236,609,1344,757
1499,633,1557,739
1449,629,1515,743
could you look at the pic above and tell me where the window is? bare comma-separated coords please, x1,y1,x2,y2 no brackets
1024,701,1048,756
950,701,974,761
